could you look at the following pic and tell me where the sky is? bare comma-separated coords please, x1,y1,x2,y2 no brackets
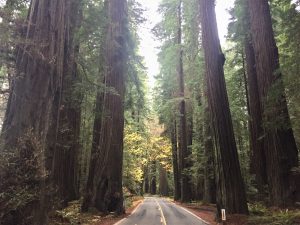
137,0,235,86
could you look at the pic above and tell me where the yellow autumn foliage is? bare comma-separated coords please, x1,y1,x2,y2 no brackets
123,125,172,193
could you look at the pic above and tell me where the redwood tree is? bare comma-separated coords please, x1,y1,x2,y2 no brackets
0,0,74,224
199,0,248,214
247,0,299,206
177,0,191,203
203,105,216,204
244,36,267,193
47,0,83,206
170,119,181,200
81,0,128,214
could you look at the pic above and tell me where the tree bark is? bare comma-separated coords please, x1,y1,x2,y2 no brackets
244,34,267,194
159,165,169,196
0,0,73,224
177,0,191,203
144,166,150,193
203,105,216,204
247,0,299,206
199,0,248,214
47,0,82,206
81,0,128,214
150,161,157,195
170,119,181,200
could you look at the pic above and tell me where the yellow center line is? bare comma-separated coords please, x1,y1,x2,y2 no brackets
154,198,167,225
166,199,210,225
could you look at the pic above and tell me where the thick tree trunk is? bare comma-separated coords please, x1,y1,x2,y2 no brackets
0,0,72,224
200,0,248,214
177,0,191,203
247,0,299,206
47,0,82,206
244,35,267,194
170,119,181,200
81,0,127,214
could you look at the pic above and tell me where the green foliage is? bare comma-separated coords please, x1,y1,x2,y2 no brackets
270,0,300,146
123,124,148,193
0,1,29,122
248,203,300,225
154,0,210,197
223,41,251,187
224,0,300,201
0,130,47,221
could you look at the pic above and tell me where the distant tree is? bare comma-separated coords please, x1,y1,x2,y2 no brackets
159,164,169,196
170,119,181,200
202,104,216,203
176,0,192,203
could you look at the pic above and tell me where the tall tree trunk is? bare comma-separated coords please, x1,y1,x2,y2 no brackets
199,0,248,214
177,0,191,203
244,35,267,195
144,166,150,193
47,0,83,206
186,103,195,199
0,0,72,224
159,164,169,196
170,119,181,200
203,105,216,204
81,0,128,214
150,161,157,195
247,0,299,206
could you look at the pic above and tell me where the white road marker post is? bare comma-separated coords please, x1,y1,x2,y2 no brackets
221,209,226,225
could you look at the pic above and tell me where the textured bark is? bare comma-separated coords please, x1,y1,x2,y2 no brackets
81,0,128,214
170,119,181,200
177,0,191,203
247,0,299,206
0,0,72,224
203,106,216,204
244,35,267,193
47,0,82,206
200,0,248,214
81,92,104,210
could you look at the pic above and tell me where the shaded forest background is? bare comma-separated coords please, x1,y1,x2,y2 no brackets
0,0,300,224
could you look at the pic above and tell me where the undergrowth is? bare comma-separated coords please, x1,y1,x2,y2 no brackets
247,203,300,225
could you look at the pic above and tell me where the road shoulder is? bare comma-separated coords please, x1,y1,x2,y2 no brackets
97,197,144,225
170,200,217,225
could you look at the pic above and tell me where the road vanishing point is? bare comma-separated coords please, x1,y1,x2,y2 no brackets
115,197,209,225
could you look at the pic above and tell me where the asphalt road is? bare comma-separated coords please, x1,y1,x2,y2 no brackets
115,197,209,225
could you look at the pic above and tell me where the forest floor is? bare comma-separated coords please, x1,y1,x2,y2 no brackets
175,201,300,225
49,196,143,225
178,201,250,225
174,201,218,225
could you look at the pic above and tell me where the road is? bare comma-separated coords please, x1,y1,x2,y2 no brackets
115,197,209,225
